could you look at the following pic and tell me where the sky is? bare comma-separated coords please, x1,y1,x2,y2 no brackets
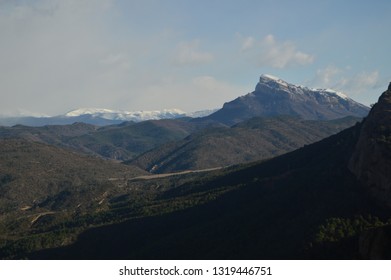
0,0,390,116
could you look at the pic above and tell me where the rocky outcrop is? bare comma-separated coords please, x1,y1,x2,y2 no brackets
349,84,391,208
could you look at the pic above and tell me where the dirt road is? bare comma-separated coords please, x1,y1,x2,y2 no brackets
128,167,222,181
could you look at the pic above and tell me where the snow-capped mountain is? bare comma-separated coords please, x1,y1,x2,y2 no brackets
256,74,351,100
0,108,217,127
184,108,218,118
0,74,369,127
64,108,188,122
204,74,370,125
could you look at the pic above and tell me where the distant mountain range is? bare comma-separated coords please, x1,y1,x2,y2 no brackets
0,108,218,127
1,74,369,127
202,74,369,125
64,108,218,121
0,75,369,165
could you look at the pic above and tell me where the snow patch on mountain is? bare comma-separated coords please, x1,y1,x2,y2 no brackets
64,108,187,122
63,108,217,122
185,109,219,118
260,74,289,88
261,74,281,81
259,74,351,101
321,89,349,100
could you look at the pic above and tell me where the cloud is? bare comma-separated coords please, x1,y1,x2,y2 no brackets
353,71,380,88
241,36,255,51
314,65,343,86
175,40,214,66
239,34,314,68
258,34,314,68
312,66,381,96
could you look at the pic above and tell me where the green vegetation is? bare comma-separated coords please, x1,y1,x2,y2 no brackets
314,216,388,243
131,116,360,173
0,139,233,258
6,121,386,260
0,119,202,161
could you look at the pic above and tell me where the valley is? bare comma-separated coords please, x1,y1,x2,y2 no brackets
1,76,390,260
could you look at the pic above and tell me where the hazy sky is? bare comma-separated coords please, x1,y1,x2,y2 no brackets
0,0,390,116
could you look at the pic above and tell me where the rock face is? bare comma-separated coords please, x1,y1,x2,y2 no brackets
204,75,369,125
349,84,391,208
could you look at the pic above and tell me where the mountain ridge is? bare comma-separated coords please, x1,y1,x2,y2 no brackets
202,75,369,125
0,108,217,127
131,115,361,173
1,74,368,127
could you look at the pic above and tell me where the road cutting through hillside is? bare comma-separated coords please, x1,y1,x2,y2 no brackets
30,212,56,225
128,167,223,181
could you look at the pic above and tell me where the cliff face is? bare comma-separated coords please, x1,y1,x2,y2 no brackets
349,83,391,208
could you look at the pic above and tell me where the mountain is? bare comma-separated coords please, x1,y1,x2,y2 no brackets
0,115,125,127
64,108,188,122
0,139,147,209
0,108,216,127
185,108,218,118
201,74,370,125
63,119,205,160
349,82,391,208
0,119,208,161
0,138,148,257
0,122,98,143
0,74,369,127
131,116,361,173
27,82,391,260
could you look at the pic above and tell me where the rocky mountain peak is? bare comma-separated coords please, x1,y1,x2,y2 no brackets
256,74,293,92
258,74,288,85
204,74,370,125
349,83,391,208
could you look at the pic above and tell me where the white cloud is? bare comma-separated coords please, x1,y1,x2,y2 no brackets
311,66,381,98
354,71,380,88
314,65,343,86
241,36,255,51
175,40,214,66
239,34,314,69
258,34,314,68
